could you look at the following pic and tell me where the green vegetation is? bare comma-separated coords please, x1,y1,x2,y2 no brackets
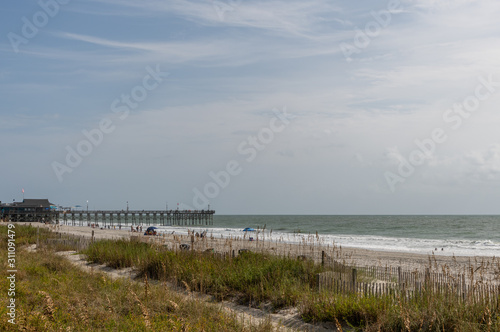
83,237,500,331
301,291,499,331
0,225,273,331
0,224,49,248
3,225,499,331
0,224,82,252
84,238,324,308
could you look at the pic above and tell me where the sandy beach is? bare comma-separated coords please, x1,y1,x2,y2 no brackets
27,222,500,280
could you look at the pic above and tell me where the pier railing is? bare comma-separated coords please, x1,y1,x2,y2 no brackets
3,209,215,226
60,210,215,227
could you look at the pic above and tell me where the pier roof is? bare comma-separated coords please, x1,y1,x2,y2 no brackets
15,199,54,208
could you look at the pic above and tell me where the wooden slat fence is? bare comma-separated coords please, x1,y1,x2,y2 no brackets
317,264,500,306
40,233,92,251
78,234,500,306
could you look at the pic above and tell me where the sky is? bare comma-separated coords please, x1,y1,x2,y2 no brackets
1,0,500,214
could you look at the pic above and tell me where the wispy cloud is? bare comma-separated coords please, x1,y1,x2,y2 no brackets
87,0,344,41
50,30,344,69
3,0,500,212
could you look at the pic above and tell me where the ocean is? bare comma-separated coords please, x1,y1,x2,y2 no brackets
155,215,500,257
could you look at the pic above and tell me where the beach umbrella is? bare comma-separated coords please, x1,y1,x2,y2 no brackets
144,226,158,236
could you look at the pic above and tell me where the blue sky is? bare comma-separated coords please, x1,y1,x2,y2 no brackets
2,0,500,214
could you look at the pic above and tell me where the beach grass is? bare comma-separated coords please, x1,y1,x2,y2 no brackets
301,290,499,331
0,225,274,331
4,224,500,331
82,236,500,331
84,238,325,308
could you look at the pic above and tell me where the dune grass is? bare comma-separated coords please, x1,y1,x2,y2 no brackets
83,237,500,331
300,290,499,331
141,249,324,308
0,225,274,331
4,225,499,331
84,238,326,308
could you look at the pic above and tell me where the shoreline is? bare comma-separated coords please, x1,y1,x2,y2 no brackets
43,220,499,258
25,222,499,277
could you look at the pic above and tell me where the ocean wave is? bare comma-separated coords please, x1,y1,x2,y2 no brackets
152,225,500,257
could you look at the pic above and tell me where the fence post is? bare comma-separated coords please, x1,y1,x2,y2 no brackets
352,268,357,292
36,226,39,249
91,230,94,243
398,266,402,287
462,274,466,301
316,273,321,292
321,250,325,266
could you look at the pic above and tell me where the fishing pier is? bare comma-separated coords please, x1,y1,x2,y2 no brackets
1,199,214,226
59,209,214,226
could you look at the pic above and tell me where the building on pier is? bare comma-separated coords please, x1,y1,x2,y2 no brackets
0,199,57,222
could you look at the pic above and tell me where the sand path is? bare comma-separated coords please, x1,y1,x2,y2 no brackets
50,248,336,332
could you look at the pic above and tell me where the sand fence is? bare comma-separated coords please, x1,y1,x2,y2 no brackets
34,224,500,305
